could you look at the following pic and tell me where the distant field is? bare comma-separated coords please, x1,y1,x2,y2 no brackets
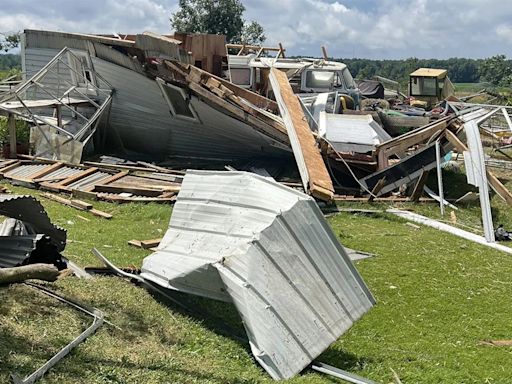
454,82,490,94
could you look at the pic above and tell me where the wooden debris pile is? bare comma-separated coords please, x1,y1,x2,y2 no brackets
0,157,183,204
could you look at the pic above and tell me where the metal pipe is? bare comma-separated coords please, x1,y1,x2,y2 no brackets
311,362,377,384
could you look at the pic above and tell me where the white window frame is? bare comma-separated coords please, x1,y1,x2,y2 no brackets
156,78,200,123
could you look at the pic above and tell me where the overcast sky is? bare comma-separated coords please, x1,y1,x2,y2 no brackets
1,0,512,59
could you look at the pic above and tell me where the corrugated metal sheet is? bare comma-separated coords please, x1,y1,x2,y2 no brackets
320,112,392,153
22,30,291,162
464,121,495,242
0,234,44,268
44,166,84,181
4,164,48,179
66,171,110,190
141,171,374,380
0,195,66,251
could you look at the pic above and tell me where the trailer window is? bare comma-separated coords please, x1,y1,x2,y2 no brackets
157,80,197,120
305,71,335,89
230,68,251,86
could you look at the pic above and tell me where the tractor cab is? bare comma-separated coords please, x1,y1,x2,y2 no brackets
409,68,454,109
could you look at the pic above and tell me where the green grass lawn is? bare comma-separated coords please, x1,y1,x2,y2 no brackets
2,175,512,383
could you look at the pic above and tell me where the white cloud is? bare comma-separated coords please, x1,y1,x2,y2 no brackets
1,0,512,58
496,24,512,41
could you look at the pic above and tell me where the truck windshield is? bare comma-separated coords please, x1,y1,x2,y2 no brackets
342,68,356,89
305,71,334,89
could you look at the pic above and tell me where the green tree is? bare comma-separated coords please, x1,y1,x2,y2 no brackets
240,20,265,45
170,0,265,44
479,55,512,87
0,32,20,52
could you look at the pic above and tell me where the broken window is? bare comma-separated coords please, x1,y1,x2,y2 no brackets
305,70,334,89
230,68,251,86
157,80,198,121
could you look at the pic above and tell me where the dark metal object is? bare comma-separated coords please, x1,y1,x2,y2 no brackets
360,142,445,196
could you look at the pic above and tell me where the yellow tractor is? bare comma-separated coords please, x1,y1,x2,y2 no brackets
408,68,455,109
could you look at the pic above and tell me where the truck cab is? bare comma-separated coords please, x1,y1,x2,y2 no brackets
226,46,360,109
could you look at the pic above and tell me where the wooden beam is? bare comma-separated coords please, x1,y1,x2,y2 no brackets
0,161,21,176
140,238,162,249
377,120,447,156
167,60,279,112
93,184,169,197
187,81,289,144
269,68,334,202
368,177,386,202
445,129,512,206
410,170,429,202
8,113,16,158
41,192,112,219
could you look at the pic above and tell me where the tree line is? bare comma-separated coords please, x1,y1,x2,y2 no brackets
2,0,512,88
338,57,482,84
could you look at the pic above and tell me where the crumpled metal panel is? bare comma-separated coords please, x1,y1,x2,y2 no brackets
141,171,374,380
320,112,392,153
0,233,44,268
0,195,66,251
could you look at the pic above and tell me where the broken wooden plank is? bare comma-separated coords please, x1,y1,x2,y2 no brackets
187,81,289,143
480,340,512,347
128,240,142,248
90,209,112,220
445,129,512,206
377,119,448,157
169,60,279,112
41,192,112,219
93,184,169,197
95,170,129,186
140,238,162,249
410,170,429,202
269,67,334,202
368,177,386,202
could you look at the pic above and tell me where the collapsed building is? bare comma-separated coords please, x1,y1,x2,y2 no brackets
1,27,512,383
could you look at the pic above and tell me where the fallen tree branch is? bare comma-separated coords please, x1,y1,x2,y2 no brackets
0,264,59,284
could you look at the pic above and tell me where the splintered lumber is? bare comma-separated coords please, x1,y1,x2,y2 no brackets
445,129,512,206
141,238,162,249
269,68,334,202
368,177,386,202
41,192,112,219
0,264,59,284
90,209,113,220
376,119,448,170
128,240,142,248
128,238,161,249
480,340,512,346
410,170,429,202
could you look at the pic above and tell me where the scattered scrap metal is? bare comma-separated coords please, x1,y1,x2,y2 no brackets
0,194,66,269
